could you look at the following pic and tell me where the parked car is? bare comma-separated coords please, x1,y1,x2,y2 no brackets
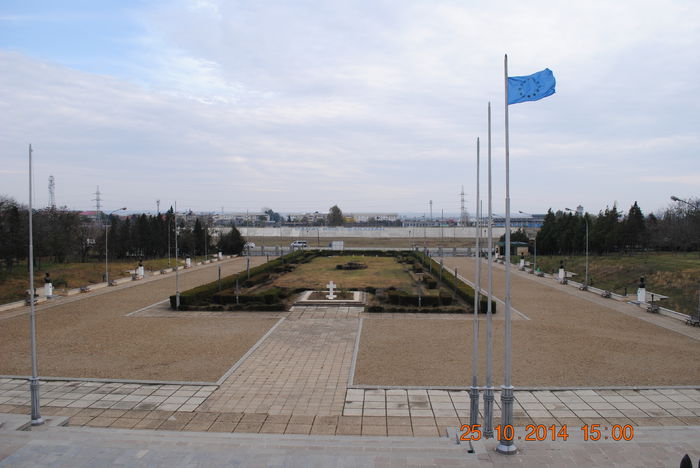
244,242,256,249
290,240,308,248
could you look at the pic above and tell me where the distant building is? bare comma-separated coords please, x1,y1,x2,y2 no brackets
218,212,270,225
348,213,399,223
483,214,546,228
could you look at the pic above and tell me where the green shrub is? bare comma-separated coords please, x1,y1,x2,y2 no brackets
411,251,496,314
169,250,308,308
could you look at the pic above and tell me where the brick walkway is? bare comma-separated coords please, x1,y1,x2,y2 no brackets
200,306,360,416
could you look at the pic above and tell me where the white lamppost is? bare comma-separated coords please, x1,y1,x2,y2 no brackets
175,201,180,309
105,207,127,284
518,211,537,274
565,208,588,289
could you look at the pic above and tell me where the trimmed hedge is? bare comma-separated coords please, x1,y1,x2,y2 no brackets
213,287,288,305
169,250,308,308
386,290,453,307
411,251,496,314
366,305,468,314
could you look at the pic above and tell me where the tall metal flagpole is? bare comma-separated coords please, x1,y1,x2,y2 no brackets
28,144,44,426
497,53,517,455
484,102,494,438
469,138,481,427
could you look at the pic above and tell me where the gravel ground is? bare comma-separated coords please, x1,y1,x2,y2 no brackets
354,257,700,387
0,257,276,382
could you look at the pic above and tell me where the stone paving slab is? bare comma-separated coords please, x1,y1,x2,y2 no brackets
201,307,361,416
342,388,700,431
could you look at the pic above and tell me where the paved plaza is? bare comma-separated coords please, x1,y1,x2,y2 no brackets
1,254,699,465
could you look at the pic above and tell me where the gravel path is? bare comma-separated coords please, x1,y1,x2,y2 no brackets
353,257,700,387
1,257,276,382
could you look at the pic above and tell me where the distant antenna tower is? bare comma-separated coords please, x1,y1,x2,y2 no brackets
48,175,56,209
157,199,161,214
92,186,102,224
460,186,467,226
429,200,433,221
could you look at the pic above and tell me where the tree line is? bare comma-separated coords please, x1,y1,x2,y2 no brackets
0,195,245,272
535,199,700,255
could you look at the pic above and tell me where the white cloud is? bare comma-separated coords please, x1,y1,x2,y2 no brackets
1,1,699,214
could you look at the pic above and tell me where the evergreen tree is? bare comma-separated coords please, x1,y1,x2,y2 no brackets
218,224,245,254
328,205,344,226
622,201,646,249
536,209,557,254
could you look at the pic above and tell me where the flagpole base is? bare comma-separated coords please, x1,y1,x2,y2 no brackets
482,386,494,439
29,378,44,426
497,385,516,454
468,386,480,427
496,442,518,455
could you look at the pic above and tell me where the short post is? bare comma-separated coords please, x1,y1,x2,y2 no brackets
453,267,458,299
637,277,646,303
439,259,443,282
43,272,53,297
247,257,250,279
218,265,222,291
235,278,240,304
558,260,566,283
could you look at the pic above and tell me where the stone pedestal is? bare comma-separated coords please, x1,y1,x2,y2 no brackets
637,287,646,303
558,268,566,282
185,258,192,268
218,252,223,259
137,266,144,277
519,259,525,270
44,283,53,297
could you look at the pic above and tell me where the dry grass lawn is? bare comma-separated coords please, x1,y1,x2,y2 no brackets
354,256,700,387
0,257,274,382
273,255,414,291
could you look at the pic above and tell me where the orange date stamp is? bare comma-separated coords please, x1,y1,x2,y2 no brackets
459,424,635,442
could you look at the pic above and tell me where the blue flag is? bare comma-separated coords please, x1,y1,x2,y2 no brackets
507,68,556,105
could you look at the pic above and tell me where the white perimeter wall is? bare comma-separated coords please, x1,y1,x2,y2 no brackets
227,226,507,239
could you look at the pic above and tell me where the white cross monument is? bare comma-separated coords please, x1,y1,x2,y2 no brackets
326,281,337,300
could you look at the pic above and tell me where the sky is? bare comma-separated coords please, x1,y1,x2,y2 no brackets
1,0,698,217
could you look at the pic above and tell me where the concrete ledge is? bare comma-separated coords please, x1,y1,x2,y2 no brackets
0,300,26,312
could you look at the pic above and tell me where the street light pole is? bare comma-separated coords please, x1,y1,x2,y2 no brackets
565,208,588,289
105,207,127,285
671,195,700,210
671,196,700,321
175,201,180,309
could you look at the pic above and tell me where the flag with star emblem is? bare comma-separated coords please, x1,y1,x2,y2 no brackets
507,68,556,105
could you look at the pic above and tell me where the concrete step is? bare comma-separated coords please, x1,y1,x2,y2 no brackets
0,424,478,467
